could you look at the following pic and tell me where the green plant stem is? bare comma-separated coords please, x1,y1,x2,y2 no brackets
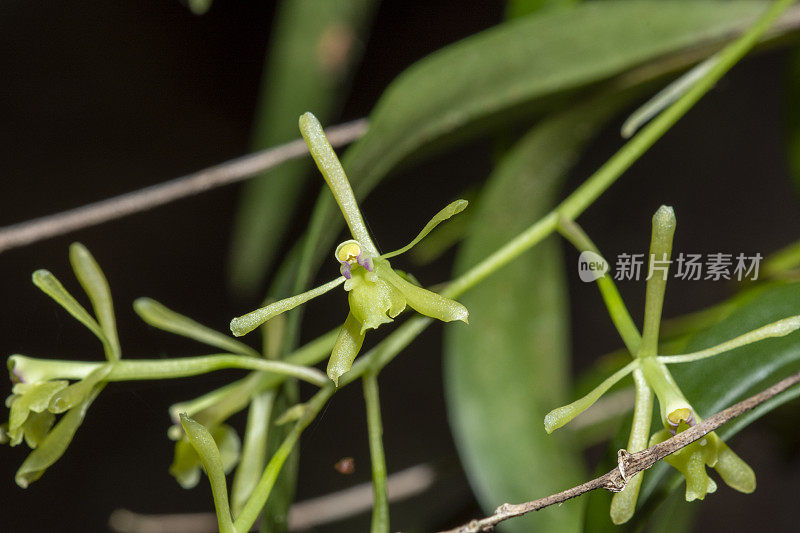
10,354,328,387
363,372,390,533
557,216,641,353
233,385,335,533
610,368,653,524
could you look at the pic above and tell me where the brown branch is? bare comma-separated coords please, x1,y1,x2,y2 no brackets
439,369,800,533
0,118,368,254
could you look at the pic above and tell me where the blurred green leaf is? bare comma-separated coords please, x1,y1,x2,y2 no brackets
506,0,579,19
185,0,213,16
134,297,260,357
228,0,378,295
785,44,800,194
443,95,628,531
69,243,120,360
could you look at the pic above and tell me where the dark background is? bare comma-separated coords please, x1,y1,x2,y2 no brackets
1,1,799,531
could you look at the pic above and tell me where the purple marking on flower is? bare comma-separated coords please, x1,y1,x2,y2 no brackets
11,368,24,384
357,253,373,272
340,261,352,279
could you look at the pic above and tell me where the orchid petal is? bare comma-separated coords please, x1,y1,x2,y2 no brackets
380,199,468,259
377,264,468,324
69,243,121,360
136,298,259,357
327,313,366,386
230,276,345,337
544,360,637,433
299,112,377,254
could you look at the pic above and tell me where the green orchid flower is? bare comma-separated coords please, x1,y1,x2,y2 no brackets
640,356,755,501
4,381,66,447
545,206,796,523
230,112,469,385
3,243,121,487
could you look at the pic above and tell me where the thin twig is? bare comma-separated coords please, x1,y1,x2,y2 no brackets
108,464,436,533
439,368,800,533
0,119,368,254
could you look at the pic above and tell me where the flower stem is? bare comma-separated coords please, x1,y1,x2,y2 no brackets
609,368,652,524
233,385,335,533
557,216,641,354
363,372,390,533
10,354,329,387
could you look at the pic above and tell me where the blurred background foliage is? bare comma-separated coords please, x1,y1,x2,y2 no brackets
2,1,800,531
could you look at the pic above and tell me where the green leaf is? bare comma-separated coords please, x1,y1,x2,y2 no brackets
637,282,800,508
506,0,579,19
785,44,800,194
228,0,378,295
134,297,260,357
69,243,121,360
32,269,106,346
179,415,235,533
444,96,628,532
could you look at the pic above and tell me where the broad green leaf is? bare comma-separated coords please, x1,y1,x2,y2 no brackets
443,95,629,532
32,269,106,346
228,0,378,295
69,243,121,360
506,0,579,19
785,44,800,194
134,297,260,357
